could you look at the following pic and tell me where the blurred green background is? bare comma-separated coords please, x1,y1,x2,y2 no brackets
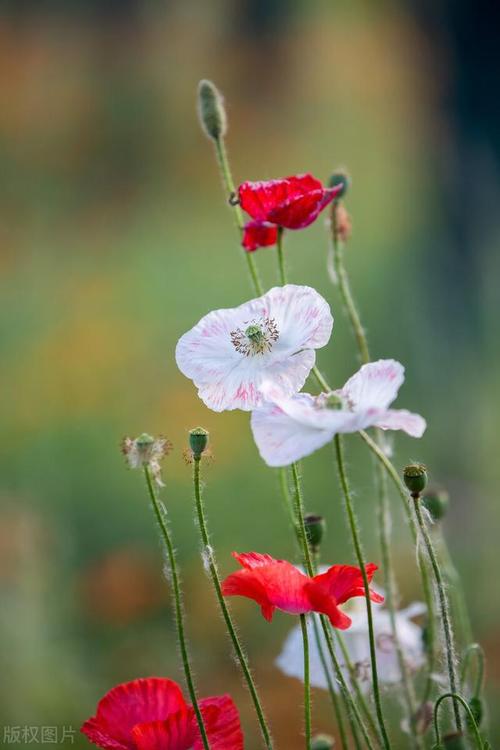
1,1,499,748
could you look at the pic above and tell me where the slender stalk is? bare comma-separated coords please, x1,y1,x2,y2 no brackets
290,462,378,750
212,136,263,295
412,495,462,733
329,203,422,745
276,227,286,286
192,457,274,750
420,544,437,704
143,467,210,750
329,204,370,364
300,614,312,750
333,436,392,750
433,694,483,750
436,530,474,648
460,643,485,698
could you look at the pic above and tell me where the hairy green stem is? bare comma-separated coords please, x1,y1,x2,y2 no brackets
413,495,462,733
212,137,263,295
143,467,211,750
333,436,392,750
290,462,378,750
433,693,483,749
300,614,312,750
192,458,274,750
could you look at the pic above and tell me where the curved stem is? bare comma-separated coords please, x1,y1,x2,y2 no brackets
290,462,378,750
213,137,263,296
433,693,483,749
413,496,462,733
143,467,210,750
334,436,392,750
329,203,370,364
192,458,274,750
276,227,286,286
300,614,312,750
461,643,485,698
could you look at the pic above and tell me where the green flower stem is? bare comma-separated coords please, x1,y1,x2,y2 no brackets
300,613,312,750
420,544,437,704
329,204,422,746
311,365,331,393
412,495,462,733
212,136,263,296
192,457,274,750
143,467,211,750
460,643,485,698
276,227,286,286
433,693,484,750
329,204,370,364
290,462,378,750
436,530,474,649
333,436,392,750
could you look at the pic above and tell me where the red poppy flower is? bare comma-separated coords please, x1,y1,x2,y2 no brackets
222,552,383,629
81,677,243,750
238,174,343,252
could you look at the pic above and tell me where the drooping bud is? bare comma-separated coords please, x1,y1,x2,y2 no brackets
197,80,227,141
311,734,335,750
328,170,350,197
304,514,326,551
467,696,483,728
443,732,467,750
189,427,209,459
422,487,449,522
403,463,428,496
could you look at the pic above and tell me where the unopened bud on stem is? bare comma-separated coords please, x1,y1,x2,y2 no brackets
403,463,428,496
197,80,227,141
304,513,326,551
189,427,209,459
328,170,350,197
443,732,467,750
311,734,335,750
422,487,449,521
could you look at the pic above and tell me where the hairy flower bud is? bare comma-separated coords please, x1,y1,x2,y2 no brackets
189,427,209,459
311,734,335,750
197,79,227,140
403,463,428,496
304,514,326,551
443,732,467,750
328,170,350,197
422,487,449,521
468,696,483,727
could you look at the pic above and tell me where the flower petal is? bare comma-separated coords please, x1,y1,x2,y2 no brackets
131,707,194,750
339,360,405,411
175,285,332,412
239,174,322,221
242,220,278,252
81,679,186,750
196,696,244,750
374,409,427,438
312,564,384,606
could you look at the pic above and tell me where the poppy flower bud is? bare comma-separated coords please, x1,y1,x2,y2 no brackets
468,696,483,727
403,463,428,496
197,80,227,141
422,487,449,522
328,170,350,197
189,427,209,459
443,732,467,750
304,514,326,551
311,734,335,750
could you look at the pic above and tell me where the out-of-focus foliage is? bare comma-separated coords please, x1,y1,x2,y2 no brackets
0,2,499,747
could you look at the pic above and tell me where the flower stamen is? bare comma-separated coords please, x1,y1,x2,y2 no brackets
230,318,279,357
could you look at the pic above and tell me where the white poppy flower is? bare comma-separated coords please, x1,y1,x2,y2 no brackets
251,359,426,466
175,285,333,412
276,599,426,692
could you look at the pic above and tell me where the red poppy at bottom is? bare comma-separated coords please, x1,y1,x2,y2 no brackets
222,552,383,629
81,677,244,750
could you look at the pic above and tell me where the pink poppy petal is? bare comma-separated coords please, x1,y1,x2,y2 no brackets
340,360,405,411
374,409,427,438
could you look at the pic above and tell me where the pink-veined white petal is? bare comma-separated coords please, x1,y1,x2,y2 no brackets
374,409,427,438
338,359,405,410
175,285,333,412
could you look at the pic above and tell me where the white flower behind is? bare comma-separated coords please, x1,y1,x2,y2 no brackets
175,285,333,412
251,359,426,467
276,599,426,692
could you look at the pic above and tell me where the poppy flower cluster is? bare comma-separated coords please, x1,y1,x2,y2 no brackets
221,551,383,629
81,677,243,750
238,174,343,251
